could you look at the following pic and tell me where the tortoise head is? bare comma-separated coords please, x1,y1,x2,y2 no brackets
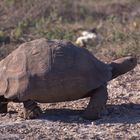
110,56,137,79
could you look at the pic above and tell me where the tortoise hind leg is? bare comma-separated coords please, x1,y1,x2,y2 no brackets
23,100,42,119
83,85,108,120
0,96,8,113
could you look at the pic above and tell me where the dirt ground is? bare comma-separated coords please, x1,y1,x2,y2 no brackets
0,60,139,140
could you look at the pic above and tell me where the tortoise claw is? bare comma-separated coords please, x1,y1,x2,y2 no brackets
23,106,42,119
82,109,100,120
23,100,42,119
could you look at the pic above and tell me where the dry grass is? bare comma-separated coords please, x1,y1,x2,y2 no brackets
0,0,139,60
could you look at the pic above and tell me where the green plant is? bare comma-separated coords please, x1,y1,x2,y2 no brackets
13,21,29,39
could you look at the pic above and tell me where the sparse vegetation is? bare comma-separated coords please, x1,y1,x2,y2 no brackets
0,0,139,60
0,0,139,76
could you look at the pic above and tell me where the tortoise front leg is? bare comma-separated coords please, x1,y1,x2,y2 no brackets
83,85,108,120
23,100,42,119
0,96,8,113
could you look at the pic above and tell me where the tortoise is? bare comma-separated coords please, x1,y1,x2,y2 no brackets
0,38,137,120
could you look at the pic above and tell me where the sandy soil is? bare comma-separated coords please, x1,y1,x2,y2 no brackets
0,60,139,140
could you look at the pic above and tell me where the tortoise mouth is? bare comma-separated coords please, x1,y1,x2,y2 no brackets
129,57,137,66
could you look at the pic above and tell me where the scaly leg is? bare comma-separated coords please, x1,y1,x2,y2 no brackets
23,100,42,119
0,96,8,113
83,85,108,120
